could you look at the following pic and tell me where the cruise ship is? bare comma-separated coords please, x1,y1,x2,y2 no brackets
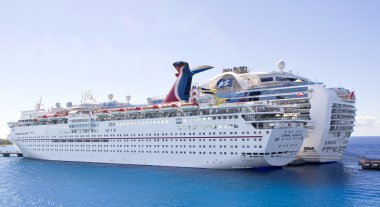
7,61,307,169
149,61,356,163
198,61,356,163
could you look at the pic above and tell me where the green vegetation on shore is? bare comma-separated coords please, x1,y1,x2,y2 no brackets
0,139,12,145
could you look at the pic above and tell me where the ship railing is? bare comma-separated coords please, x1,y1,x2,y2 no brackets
242,114,310,122
330,118,356,123
341,99,355,103
329,123,355,127
11,107,297,127
331,112,356,117
332,108,356,113
329,126,354,131
233,81,323,93
329,129,354,132
332,105,356,110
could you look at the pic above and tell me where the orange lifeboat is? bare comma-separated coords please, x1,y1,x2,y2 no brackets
37,115,49,122
49,110,69,121
141,105,160,113
180,102,199,111
160,103,178,112
48,114,59,121
110,108,127,116
126,106,142,114
94,109,110,118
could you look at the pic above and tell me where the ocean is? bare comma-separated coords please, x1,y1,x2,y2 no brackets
1,137,379,207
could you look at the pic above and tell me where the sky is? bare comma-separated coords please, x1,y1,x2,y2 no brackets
0,0,379,138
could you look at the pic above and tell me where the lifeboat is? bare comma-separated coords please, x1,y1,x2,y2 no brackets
110,108,127,116
37,115,49,122
180,102,199,111
48,114,59,121
126,106,142,114
160,103,178,112
94,109,110,118
141,105,160,113
57,113,68,120
48,111,69,121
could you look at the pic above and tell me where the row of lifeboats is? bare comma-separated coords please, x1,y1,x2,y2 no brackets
37,112,69,122
33,103,199,121
94,103,199,117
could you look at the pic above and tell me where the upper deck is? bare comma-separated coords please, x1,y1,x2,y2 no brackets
8,102,309,130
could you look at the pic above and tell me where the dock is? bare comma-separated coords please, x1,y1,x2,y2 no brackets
359,159,380,170
0,152,23,157
0,146,23,157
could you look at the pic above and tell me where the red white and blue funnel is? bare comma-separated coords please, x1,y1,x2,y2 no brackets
163,61,213,103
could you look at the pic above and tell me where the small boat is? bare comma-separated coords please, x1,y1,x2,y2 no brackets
160,103,178,112
180,102,199,111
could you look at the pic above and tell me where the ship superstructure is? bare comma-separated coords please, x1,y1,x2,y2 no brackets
7,61,307,169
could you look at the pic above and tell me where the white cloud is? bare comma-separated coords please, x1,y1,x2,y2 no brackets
353,116,380,136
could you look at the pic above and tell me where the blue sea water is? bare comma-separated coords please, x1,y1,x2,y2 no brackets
1,137,379,207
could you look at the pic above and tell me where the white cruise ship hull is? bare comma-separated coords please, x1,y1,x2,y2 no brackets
10,115,305,169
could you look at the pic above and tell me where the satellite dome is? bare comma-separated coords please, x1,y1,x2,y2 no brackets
108,94,114,101
56,102,61,108
277,60,285,71
126,95,131,103
66,102,73,107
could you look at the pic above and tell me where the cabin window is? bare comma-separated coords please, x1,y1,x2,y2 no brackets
260,77,273,82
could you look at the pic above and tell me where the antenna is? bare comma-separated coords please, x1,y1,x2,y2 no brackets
34,97,43,110
81,90,97,104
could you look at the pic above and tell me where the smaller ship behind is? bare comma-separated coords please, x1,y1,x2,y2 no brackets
147,61,356,164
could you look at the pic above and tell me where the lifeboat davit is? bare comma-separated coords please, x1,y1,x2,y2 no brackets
180,102,199,111
95,109,110,118
141,105,160,113
110,108,127,116
160,103,178,112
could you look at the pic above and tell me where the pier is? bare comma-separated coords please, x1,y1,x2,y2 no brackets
0,152,23,157
359,159,380,170
0,145,23,157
